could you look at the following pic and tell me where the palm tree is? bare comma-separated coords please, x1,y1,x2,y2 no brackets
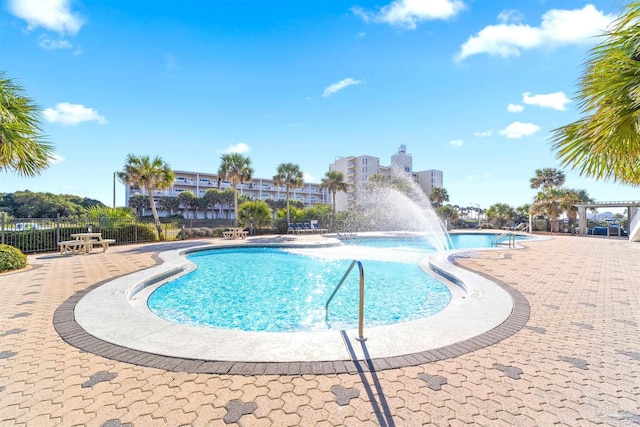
429,187,449,208
551,2,640,186
531,187,565,232
0,72,54,177
273,162,304,224
320,170,348,216
218,153,254,226
529,168,566,190
561,188,594,229
486,203,515,228
117,154,175,240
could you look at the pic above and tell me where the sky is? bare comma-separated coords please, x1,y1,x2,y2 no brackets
1,0,638,211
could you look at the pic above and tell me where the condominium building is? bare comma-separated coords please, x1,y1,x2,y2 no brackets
125,170,329,219
329,145,444,212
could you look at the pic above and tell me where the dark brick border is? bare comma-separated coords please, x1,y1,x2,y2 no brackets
53,251,530,375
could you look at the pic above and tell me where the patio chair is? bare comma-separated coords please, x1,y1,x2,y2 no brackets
287,223,296,234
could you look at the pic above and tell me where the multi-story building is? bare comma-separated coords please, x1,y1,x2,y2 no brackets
125,170,329,219
329,145,444,212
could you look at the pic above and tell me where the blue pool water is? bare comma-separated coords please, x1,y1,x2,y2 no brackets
147,233,527,332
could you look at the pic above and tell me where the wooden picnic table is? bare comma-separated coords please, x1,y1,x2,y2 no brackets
58,233,115,255
223,227,249,240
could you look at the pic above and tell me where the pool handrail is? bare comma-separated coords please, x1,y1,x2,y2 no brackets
325,259,366,341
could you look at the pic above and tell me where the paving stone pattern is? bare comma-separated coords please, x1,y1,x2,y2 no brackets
0,235,639,425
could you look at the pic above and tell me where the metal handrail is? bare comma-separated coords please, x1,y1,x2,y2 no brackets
491,232,515,248
325,260,366,341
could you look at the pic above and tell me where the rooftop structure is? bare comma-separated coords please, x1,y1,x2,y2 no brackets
329,145,443,212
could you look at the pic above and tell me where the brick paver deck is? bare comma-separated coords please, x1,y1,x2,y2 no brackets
1,235,639,426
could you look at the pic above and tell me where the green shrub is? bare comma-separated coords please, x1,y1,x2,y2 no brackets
0,244,27,272
99,223,157,243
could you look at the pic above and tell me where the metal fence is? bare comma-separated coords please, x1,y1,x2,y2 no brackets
0,213,184,254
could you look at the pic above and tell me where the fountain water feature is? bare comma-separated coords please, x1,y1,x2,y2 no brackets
339,167,451,252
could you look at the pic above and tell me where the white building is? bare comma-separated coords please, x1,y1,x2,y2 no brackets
125,170,329,219
328,145,444,212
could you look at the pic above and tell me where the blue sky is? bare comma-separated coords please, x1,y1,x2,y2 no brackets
1,0,636,211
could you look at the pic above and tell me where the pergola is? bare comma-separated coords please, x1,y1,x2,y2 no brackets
574,201,640,238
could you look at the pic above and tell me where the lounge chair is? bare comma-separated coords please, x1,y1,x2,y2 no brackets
287,223,296,234
312,222,329,234
295,223,306,233
303,223,313,233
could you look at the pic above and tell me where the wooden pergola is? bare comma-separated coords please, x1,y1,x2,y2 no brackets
574,201,640,237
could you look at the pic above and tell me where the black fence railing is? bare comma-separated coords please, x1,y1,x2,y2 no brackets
0,214,183,254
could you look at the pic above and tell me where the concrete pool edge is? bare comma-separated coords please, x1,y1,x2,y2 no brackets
56,235,535,374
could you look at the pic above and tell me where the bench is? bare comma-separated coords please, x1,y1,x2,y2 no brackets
91,239,116,252
58,240,86,255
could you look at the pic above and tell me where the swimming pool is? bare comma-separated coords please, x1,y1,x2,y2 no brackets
74,232,527,363
147,233,528,333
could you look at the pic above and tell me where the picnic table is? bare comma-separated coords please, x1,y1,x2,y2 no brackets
58,233,116,255
222,227,249,240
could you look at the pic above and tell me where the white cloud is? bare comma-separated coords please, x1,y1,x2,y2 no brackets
43,103,107,126
474,130,493,138
457,5,614,60
224,143,251,154
303,172,315,182
499,121,540,139
322,78,363,98
498,10,523,24
449,139,464,147
522,91,570,110
507,103,524,113
352,0,466,29
8,0,83,35
38,35,73,50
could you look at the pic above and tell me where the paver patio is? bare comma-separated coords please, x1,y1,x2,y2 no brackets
1,234,639,426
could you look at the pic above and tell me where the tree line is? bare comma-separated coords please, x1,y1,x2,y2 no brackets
0,190,104,218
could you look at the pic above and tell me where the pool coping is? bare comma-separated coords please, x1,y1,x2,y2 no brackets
54,234,533,374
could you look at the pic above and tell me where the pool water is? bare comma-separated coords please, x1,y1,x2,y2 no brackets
147,234,527,332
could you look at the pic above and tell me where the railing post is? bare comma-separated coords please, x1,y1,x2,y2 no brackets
356,262,366,341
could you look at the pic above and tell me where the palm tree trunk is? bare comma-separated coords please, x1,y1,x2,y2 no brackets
233,187,238,226
147,193,165,240
286,187,290,224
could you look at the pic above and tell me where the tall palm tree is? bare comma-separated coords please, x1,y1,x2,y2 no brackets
551,2,640,186
320,170,348,216
428,187,449,208
0,72,54,177
273,162,304,224
218,153,254,226
529,168,566,190
117,154,175,240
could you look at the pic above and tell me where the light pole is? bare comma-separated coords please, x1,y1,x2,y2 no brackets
113,172,116,208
